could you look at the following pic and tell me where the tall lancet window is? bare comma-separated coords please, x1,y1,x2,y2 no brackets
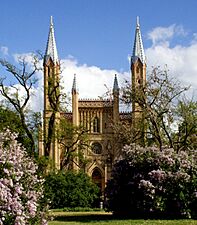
93,117,100,133
47,67,50,77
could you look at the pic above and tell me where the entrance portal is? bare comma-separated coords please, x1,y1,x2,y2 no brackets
92,168,102,191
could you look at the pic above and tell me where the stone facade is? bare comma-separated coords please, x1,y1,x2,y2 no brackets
39,16,146,195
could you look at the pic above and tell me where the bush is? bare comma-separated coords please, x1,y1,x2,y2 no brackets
44,170,99,209
0,130,47,225
105,144,197,219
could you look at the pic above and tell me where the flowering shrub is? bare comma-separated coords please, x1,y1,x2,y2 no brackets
0,130,47,225
105,144,197,218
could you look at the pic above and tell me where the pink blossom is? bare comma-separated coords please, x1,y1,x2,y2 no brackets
0,130,48,224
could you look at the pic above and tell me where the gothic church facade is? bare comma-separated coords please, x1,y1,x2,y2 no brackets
39,17,146,194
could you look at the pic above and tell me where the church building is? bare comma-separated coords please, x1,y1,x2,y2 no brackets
39,16,146,194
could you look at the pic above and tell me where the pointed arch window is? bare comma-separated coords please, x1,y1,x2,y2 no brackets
47,67,50,77
93,116,100,133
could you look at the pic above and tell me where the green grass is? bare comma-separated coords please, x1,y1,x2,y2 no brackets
48,211,197,225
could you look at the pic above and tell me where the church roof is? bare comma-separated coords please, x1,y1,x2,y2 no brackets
45,16,59,64
131,16,146,64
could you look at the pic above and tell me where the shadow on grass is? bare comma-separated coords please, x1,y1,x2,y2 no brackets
53,213,122,223
52,212,196,223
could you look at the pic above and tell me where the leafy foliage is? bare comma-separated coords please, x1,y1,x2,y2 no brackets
0,105,41,155
0,106,29,149
0,54,41,155
58,118,89,170
121,67,196,151
0,130,47,225
105,144,197,218
44,170,99,209
175,99,197,150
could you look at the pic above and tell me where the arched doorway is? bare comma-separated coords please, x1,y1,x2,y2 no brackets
92,168,102,190
92,167,103,207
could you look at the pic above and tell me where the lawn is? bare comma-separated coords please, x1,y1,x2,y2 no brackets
49,211,197,225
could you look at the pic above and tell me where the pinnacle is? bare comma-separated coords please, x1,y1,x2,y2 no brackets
45,16,59,64
113,74,119,92
131,16,146,64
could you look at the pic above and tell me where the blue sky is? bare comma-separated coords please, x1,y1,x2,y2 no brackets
1,0,197,70
0,0,197,110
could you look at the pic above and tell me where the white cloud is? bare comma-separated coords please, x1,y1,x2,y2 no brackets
13,53,34,63
0,46,9,56
147,24,186,46
61,58,129,100
13,52,42,69
0,52,44,112
1,54,129,112
0,79,44,113
29,70,43,112
4,47,196,113
146,25,197,98
3,23,197,113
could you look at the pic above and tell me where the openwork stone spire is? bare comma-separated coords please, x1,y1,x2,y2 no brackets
45,16,59,64
131,16,146,64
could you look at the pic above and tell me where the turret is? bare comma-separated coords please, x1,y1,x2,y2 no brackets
131,16,146,121
113,74,119,123
130,16,146,145
72,74,79,126
42,16,61,169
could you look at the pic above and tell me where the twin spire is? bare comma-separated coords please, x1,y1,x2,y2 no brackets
45,16,59,64
132,16,146,64
45,16,144,90
45,15,145,66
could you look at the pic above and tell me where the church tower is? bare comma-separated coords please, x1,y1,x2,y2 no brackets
130,17,146,140
42,16,61,169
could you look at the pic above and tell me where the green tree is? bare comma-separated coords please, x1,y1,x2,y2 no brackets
58,118,89,170
121,67,193,151
0,54,41,155
174,98,197,151
44,170,99,209
0,105,39,153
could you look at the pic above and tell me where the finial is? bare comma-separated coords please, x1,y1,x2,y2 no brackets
136,16,140,28
50,16,53,26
